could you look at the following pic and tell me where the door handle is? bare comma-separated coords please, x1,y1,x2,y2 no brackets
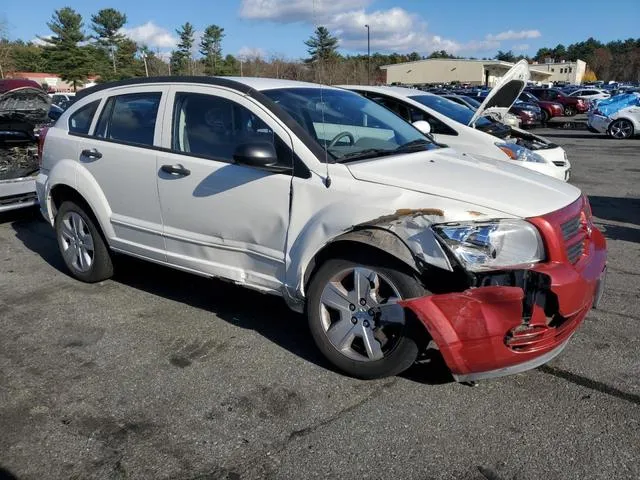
161,164,191,176
81,148,102,159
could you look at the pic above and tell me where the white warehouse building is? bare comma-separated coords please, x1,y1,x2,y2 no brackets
529,59,587,85
380,58,563,87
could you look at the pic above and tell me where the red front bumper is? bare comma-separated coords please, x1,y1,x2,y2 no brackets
401,196,607,382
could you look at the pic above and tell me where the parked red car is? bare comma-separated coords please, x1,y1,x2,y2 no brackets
526,88,588,116
519,91,564,123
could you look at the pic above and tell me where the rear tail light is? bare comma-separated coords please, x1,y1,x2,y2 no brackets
37,126,49,167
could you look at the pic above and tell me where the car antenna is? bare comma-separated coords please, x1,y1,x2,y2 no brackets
314,0,331,188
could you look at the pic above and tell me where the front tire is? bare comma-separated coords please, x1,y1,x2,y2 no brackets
564,105,577,116
608,119,634,139
55,200,113,283
307,255,426,379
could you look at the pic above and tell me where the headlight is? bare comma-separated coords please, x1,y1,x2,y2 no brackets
432,220,545,272
496,143,546,163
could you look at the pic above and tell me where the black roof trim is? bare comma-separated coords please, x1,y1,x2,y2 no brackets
75,76,330,164
74,76,253,101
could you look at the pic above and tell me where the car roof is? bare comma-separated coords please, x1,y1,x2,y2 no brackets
219,76,336,91
338,84,430,98
74,75,341,102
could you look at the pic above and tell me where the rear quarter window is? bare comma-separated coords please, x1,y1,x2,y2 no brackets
68,100,100,134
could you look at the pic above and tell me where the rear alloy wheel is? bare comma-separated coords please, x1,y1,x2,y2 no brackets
608,119,634,139
55,200,113,283
307,256,426,379
564,105,577,116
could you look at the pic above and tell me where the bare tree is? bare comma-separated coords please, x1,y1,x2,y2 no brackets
0,17,14,79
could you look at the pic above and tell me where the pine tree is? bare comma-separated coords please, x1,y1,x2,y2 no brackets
199,25,225,75
91,8,127,74
304,26,339,63
42,8,91,91
171,22,195,75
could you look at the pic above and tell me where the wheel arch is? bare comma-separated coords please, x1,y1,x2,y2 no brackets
49,183,111,243
45,160,114,240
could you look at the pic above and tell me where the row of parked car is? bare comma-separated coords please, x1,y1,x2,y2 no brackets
30,59,606,382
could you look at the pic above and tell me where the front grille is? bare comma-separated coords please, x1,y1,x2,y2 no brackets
560,213,586,264
553,161,566,167
566,240,584,264
561,215,581,240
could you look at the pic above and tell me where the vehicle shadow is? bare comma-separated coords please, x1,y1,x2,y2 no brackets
10,212,67,272
10,216,454,384
0,466,19,480
536,132,605,139
589,195,640,226
597,223,640,243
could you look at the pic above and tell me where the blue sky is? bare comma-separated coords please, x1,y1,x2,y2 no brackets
3,0,639,60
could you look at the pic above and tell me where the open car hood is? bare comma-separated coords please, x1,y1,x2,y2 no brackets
469,59,530,127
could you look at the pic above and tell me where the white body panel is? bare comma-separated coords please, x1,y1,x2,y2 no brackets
0,177,38,213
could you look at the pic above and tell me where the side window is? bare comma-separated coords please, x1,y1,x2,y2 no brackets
94,92,161,147
172,92,289,167
68,100,100,134
367,95,411,122
407,106,457,135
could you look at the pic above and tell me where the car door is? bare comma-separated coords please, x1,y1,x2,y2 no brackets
155,85,293,292
74,85,168,261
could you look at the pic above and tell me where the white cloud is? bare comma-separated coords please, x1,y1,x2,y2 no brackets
120,21,177,49
240,0,371,23
31,35,52,46
238,46,267,60
240,1,540,56
486,29,541,41
512,43,530,52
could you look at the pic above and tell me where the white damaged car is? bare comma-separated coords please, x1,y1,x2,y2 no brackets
340,60,571,182
37,77,606,381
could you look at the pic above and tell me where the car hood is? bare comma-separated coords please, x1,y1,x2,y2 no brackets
346,148,581,218
469,59,530,127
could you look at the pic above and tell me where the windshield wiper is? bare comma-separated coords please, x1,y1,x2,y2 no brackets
334,148,395,162
393,139,432,153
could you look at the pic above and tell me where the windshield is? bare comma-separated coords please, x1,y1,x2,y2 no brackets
460,95,482,109
408,94,493,128
261,87,436,162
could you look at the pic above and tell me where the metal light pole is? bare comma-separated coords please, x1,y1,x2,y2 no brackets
365,24,370,85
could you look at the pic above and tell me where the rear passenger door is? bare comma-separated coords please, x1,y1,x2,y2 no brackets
155,85,293,292
75,85,168,261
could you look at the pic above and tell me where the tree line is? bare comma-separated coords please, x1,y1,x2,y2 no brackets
1,12,639,89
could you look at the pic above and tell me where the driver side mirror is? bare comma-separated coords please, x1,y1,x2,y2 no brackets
233,142,290,173
412,120,431,135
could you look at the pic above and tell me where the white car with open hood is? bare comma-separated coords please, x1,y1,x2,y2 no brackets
340,60,571,182
36,76,606,382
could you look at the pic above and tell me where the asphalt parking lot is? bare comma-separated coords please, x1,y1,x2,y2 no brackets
1,129,639,480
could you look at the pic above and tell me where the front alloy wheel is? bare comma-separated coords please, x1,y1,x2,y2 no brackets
608,119,634,139
307,256,426,379
319,267,403,362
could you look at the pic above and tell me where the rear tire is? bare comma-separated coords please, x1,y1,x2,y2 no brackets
541,109,550,124
306,254,426,379
55,200,113,283
608,119,634,139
